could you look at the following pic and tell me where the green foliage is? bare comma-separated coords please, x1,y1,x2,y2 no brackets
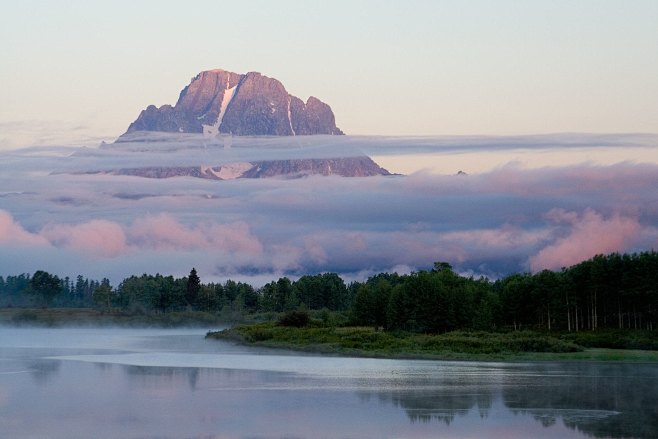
0,274,31,307
185,268,201,307
116,273,186,313
314,308,347,327
293,273,348,311
410,331,582,354
236,282,259,311
561,329,658,351
494,251,658,332
2,251,658,337
209,326,584,358
351,284,376,326
0,308,224,327
260,277,293,312
28,270,62,307
92,279,113,312
277,310,311,327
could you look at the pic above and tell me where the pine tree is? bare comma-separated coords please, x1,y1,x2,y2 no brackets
185,268,201,308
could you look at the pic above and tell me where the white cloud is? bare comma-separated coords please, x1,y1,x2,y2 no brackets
1,134,657,283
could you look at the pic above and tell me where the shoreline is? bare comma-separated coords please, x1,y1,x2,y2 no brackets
0,307,229,328
207,324,658,363
4,307,657,363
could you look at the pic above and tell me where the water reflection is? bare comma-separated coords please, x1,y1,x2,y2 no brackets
392,392,482,424
125,365,200,390
503,363,658,439
0,327,656,439
341,360,658,437
27,358,61,384
359,382,497,424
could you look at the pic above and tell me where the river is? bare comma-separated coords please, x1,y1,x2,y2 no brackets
0,327,655,438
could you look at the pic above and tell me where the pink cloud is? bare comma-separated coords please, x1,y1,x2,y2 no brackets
528,209,641,271
544,208,579,223
204,221,263,256
269,244,304,272
303,236,328,264
2,211,264,260
128,213,262,255
344,232,368,253
0,210,49,246
41,220,128,257
129,214,208,249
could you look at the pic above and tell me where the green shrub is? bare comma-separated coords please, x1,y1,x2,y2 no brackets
245,327,274,342
562,330,658,351
278,310,310,327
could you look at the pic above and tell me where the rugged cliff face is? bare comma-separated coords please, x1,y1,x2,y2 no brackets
97,156,391,180
242,157,389,178
122,69,343,137
104,69,395,180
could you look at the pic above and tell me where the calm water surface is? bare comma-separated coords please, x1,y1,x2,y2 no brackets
0,327,656,439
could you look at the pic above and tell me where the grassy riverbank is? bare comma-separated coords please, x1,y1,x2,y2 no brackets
207,323,658,362
0,307,227,327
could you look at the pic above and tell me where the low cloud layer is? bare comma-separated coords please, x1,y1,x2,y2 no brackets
1,134,657,284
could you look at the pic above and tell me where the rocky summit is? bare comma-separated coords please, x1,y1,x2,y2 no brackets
105,69,394,180
122,69,344,137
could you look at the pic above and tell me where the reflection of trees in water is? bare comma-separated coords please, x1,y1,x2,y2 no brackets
121,366,283,393
28,359,61,384
355,362,656,437
389,390,492,424
503,363,658,439
94,362,114,373
357,374,497,425
123,365,199,390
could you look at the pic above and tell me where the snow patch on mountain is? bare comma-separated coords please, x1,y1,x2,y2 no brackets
287,95,296,136
202,84,237,137
214,162,253,180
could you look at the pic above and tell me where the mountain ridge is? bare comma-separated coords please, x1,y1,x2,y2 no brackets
88,156,391,180
122,69,343,138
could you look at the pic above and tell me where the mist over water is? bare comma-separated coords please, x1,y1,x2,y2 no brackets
0,327,656,438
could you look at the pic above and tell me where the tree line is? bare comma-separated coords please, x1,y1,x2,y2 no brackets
0,273,108,308
1,251,656,332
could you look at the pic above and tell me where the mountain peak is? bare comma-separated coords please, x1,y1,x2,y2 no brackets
122,69,343,137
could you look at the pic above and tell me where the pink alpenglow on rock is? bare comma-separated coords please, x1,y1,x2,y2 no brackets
122,69,344,138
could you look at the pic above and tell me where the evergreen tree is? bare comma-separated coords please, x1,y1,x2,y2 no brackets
186,268,201,308
92,279,113,312
28,270,62,307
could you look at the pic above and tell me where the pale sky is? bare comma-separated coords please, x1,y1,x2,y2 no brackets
1,0,657,148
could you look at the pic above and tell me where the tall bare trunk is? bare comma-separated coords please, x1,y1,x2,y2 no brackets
594,291,599,329
566,296,571,332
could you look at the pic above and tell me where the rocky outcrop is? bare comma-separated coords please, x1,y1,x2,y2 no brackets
94,157,390,180
243,157,389,178
122,69,343,138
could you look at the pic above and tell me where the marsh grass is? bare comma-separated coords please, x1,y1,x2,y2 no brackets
560,329,658,351
207,324,601,361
